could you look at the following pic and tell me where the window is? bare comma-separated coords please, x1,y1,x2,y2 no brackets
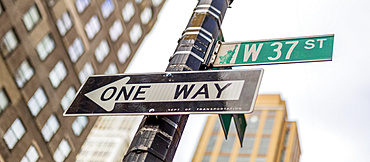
27,88,47,116
109,20,123,42
85,15,100,40
56,11,73,36
246,115,259,134
217,156,229,162
213,119,221,132
53,139,71,161
23,4,41,31
0,89,9,112
1,29,19,57
206,135,217,152
129,23,142,44
117,42,130,63
61,87,76,111
72,116,88,136
36,34,55,60
255,157,266,162
68,37,84,62
220,136,235,153
95,39,110,63
0,2,2,15
75,0,90,13
21,145,39,162
236,157,250,162
263,118,275,134
152,0,162,7
122,2,134,22
202,155,210,162
258,137,270,154
3,118,25,149
15,60,34,88
79,62,94,83
105,63,118,74
49,61,67,88
140,7,152,25
41,114,60,142
101,0,114,19
239,137,255,154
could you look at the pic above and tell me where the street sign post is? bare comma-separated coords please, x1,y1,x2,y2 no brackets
64,69,263,116
213,34,334,67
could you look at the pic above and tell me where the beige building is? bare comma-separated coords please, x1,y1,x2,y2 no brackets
0,0,165,161
192,94,301,162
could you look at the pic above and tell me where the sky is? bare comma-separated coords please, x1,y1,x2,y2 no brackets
126,0,370,161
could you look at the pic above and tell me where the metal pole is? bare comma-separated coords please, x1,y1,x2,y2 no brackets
123,0,233,161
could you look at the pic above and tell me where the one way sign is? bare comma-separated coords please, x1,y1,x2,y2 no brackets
63,69,263,116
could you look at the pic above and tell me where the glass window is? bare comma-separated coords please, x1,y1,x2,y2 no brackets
95,39,110,63
61,87,76,111
23,4,41,31
129,23,142,44
36,34,55,60
109,20,123,42
21,145,39,162
15,60,34,88
72,116,88,136
105,63,118,74
75,0,90,13
27,88,48,116
202,155,210,162
85,15,101,40
239,137,255,154
56,11,73,36
122,2,134,22
117,42,130,63
140,7,152,25
206,135,217,152
3,118,25,149
263,118,275,134
135,0,142,4
213,119,221,132
255,157,266,162
246,115,259,134
79,62,94,84
258,137,270,154
53,139,71,161
68,37,84,63
220,136,235,153
49,61,67,88
0,3,2,15
152,0,162,7
0,89,9,112
236,157,250,162
101,0,114,19
41,114,60,142
217,156,229,162
1,29,19,57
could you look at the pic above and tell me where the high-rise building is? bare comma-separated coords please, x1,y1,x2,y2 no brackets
0,0,165,161
76,116,142,161
192,94,301,162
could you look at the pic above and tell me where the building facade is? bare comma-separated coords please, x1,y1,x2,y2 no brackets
76,116,142,161
0,0,165,161
192,94,301,162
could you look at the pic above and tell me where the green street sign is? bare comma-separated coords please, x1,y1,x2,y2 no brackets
219,114,247,146
219,114,232,139
213,34,334,67
233,114,247,146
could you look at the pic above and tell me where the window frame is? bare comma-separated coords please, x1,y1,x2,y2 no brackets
22,4,42,31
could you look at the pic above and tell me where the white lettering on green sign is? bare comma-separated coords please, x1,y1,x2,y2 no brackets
214,34,334,67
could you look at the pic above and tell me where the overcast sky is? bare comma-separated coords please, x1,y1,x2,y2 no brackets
126,0,370,161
